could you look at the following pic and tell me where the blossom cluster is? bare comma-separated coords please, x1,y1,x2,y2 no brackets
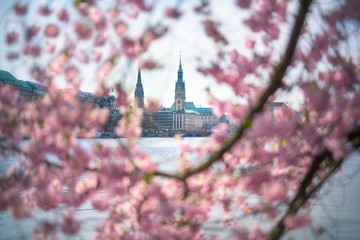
1,1,360,240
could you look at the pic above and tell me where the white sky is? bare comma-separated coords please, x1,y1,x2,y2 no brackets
0,0,305,109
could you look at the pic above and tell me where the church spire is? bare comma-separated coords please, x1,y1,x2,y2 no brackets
177,52,183,82
175,52,186,111
134,63,144,108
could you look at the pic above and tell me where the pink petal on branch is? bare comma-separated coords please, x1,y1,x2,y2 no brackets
57,9,69,22
236,0,251,9
140,59,161,69
25,26,40,41
61,212,80,235
94,33,108,46
261,182,287,202
44,42,56,54
114,20,128,35
91,51,102,62
49,53,68,74
202,20,228,45
6,32,19,45
284,214,312,230
194,1,209,13
6,52,19,60
126,5,139,18
86,6,102,23
44,24,59,38
97,60,114,81
122,37,141,59
165,8,183,19
23,45,41,57
74,22,92,40
38,6,52,16
244,36,255,48
13,4,28,15
65,66,79,82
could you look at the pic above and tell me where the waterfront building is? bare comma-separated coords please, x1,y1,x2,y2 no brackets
152,109,173,130
0,70,45,101
1,70,121,134
164,56,219,131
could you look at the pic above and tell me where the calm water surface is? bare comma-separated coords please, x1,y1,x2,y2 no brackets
0,138,359,239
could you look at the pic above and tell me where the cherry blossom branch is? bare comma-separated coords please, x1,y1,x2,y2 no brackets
155,0,313,181
267,127,360,240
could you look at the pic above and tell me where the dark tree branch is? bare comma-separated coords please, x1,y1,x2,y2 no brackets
155,0,313,182
267,127,360,240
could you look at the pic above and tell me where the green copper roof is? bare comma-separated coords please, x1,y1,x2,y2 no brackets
167,101,213,115
0,70,31,89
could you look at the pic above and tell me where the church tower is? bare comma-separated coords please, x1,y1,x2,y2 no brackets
134,67,144,108
175,55,186,111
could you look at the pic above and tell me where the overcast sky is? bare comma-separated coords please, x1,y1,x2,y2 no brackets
0,0,305,109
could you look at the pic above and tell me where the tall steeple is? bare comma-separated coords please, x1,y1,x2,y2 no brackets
175,53,186,111
134,65,144,108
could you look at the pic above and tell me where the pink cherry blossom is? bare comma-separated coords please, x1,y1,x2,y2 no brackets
236,0,252,9
57,9,69,22
23,44,41,57
165,8,183,19
38,6,52,16
74,22,92,40
61,212,80,235
44,24,59,38
48,53,68,74
6,52,19,60
94,33,108,46
261,182,288,202
65,66,79,82
6,32,19,45
284,214,312,230
25,26,40,41
13,4,28,15
202,20,228,45
114,20,128,35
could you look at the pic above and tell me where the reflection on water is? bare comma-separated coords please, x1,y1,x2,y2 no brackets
0,138,359,239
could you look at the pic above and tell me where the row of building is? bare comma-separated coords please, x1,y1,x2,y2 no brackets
135,57,228,133
0,70,121,134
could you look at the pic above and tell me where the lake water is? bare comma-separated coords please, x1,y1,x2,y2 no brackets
0,138,359,239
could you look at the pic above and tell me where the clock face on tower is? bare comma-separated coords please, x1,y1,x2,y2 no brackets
177,100,181,104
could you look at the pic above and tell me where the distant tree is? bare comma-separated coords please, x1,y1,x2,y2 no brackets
1,0,360,239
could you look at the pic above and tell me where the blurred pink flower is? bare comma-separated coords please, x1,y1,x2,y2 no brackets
25,26,40,41
57,9,69,22
13,4,28,15
114,20,127,35
94,33,108,46
49,53,68,74
261,182,287,202
202,20,228,45
236,0,251,9
65,66,79,82
6,52,19,60
23,45,41,57
74,22,92,40
44,24,59,38
165,8,183,19
6,32,19,45
61,213,80,235
245,36,255,48
194,1,209,13
284,214,312,230
38,6,52,16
